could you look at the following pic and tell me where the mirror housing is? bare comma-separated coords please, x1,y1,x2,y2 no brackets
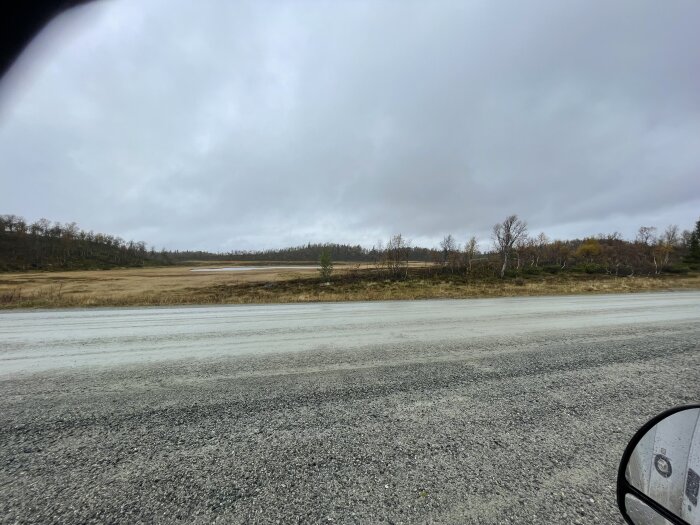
618,405,700,525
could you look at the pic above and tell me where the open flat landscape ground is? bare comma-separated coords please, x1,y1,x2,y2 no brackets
1,262,699,309
0,262,336,308
1,292,699,523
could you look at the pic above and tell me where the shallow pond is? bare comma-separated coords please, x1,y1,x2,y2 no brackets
190,266,318,272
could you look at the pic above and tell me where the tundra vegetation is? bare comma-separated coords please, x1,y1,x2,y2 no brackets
1,213,699,308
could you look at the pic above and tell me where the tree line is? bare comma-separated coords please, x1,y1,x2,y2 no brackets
422,215,700,280
1,213,699,276
0,214,171,271
343,215,700,279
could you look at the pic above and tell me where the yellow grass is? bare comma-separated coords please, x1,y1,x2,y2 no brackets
0,263,360,308
1,263,699,309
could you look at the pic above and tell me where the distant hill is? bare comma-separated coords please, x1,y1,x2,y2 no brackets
167,243,438,263
0,215,169,271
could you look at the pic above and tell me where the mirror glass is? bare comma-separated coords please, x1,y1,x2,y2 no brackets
625,407,700,524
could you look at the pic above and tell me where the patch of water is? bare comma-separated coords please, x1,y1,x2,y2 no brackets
190,266,318,272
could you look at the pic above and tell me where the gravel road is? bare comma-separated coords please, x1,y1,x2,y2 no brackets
1,292,699,524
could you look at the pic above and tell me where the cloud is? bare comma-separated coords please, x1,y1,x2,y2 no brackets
1,0,699,251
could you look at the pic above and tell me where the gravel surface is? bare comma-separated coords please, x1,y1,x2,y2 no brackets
1,293,699,524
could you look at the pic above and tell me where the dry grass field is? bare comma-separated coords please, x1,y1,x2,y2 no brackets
0,262,356,308
1,261,699,309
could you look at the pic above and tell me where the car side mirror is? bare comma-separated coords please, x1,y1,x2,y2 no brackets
618,405,700,525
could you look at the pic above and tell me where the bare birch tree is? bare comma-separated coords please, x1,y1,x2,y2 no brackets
440,234,459,273
492,215,528,278
662,225,679,248
534,232,548,267
384,234,410,278
653,224,680,271
514,235,529,270
636,226,657,246
464,236,478,274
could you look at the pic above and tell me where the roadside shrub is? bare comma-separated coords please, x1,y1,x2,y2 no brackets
571,263,606,274
663,265,690,274
542,265,561,274
522,266,542,275
318,249,333,281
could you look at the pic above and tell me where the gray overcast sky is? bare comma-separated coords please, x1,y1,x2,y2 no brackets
1,0,699,251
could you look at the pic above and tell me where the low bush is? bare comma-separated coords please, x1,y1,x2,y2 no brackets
571,263,607,274
542,265,561,274
663,265,690,274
